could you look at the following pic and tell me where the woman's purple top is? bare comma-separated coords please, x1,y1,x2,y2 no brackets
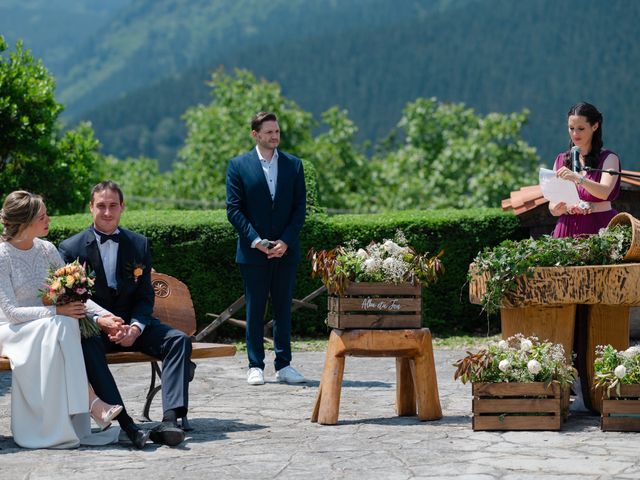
552,149,621,238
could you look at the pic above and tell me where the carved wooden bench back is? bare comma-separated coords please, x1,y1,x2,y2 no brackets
151,272,196,336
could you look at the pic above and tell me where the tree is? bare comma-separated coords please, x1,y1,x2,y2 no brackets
0,36,100,213
368,98,539,211
173,68,314,203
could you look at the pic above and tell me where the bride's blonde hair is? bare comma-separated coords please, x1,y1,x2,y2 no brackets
0,191,45,242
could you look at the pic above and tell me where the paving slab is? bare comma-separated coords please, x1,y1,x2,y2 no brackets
1,348,640,479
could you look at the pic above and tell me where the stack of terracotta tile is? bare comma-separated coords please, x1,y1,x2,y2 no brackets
501,185,547,215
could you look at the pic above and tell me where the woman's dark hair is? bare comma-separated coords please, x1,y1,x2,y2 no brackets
0,190,45,241
563,102,604,169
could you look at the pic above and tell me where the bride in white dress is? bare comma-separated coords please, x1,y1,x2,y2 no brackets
0,191,121,448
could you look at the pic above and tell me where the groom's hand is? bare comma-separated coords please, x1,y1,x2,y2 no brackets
267,240,288,259
114,325,141,347
97,314,126,337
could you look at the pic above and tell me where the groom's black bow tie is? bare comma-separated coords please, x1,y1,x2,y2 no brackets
96,231,120,244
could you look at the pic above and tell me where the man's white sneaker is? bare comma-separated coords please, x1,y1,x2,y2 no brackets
275,366,306,384
247,367,265,385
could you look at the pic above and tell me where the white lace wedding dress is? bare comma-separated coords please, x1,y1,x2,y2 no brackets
0,238,119,448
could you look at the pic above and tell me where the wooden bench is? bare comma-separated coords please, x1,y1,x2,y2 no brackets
0,272,236,430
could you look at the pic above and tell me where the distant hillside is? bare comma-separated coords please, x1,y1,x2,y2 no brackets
0,0,131,74
56,0,463,119
80,0,640,171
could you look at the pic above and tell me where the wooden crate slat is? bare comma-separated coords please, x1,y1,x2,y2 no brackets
343,282,422,296
473,382,560,397
328,282,422,329
610,385,640,397
473,415,561,431
602,416,640,432
473,398,560,414
330,297,421,314
471,382,564,431
327,312,421,329
602,399,640,415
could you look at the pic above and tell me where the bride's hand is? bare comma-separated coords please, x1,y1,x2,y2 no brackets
56,301,86,319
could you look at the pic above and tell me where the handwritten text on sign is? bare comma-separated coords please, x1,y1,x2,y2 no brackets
361,297,402,311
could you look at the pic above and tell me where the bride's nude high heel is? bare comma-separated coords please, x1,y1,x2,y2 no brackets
88,385,123,430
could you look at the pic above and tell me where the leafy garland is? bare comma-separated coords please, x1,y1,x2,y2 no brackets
469,225,632,314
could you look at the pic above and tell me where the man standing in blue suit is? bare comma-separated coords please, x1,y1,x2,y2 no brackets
226,112,307,386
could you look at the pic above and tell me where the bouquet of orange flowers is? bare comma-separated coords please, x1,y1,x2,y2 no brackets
40,259,101,338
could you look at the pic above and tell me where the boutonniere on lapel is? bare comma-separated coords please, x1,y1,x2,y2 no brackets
127,261,146,283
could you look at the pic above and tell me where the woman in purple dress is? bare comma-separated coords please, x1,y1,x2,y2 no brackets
549,102,621,238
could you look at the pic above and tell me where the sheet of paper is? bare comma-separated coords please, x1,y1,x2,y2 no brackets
539,168,580,205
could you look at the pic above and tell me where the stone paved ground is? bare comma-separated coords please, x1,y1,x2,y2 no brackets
1,348,640,480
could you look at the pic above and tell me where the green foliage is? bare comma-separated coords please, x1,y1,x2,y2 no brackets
471,225,632,314
173,68,314,203
0,37,101,213
369,99,539,211
107,70,538,213
47,207,523,337
68,0,640,172
300,107,370,211
594,345,640,394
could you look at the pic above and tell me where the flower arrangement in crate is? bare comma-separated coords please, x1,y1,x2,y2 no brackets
307,231,444,295
454,334,576,387
594,344,640,431
594,345,640,394
454,334,577,430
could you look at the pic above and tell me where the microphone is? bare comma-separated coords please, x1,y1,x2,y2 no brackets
571,146,581,172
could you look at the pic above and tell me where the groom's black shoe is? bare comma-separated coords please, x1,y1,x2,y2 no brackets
150,421,185,447
122,423,150,449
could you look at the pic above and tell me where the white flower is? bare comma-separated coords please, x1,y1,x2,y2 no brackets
355,248,369,260
363,257,381,273
498,359,510,372
382,239,402,255
520,339,533,352
615,365,627,379
527,360,542,375
382,256,408,282
497,340,508,349
622,346,640,359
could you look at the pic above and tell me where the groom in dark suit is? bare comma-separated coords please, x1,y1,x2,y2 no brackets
59,181,191,448
226,111,307,386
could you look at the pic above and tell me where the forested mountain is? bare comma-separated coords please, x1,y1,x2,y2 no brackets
55,0,464,119
76,0,640,171
3,0,638,172
0,0,131,73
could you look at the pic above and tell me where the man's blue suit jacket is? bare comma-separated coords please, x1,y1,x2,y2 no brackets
59,227,159,326
226,148,306,265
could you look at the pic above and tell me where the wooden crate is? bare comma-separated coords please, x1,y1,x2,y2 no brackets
601,385,640,432
327,282,422,329
472,382,567,431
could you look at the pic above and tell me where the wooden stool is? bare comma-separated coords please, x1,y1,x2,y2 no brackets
311,328,442,425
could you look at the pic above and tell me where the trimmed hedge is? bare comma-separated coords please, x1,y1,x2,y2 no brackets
47,208,525,338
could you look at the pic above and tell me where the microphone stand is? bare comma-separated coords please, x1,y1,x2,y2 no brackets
583,167,640,180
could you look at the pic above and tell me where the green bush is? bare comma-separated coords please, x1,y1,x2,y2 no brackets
48,208,525,338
